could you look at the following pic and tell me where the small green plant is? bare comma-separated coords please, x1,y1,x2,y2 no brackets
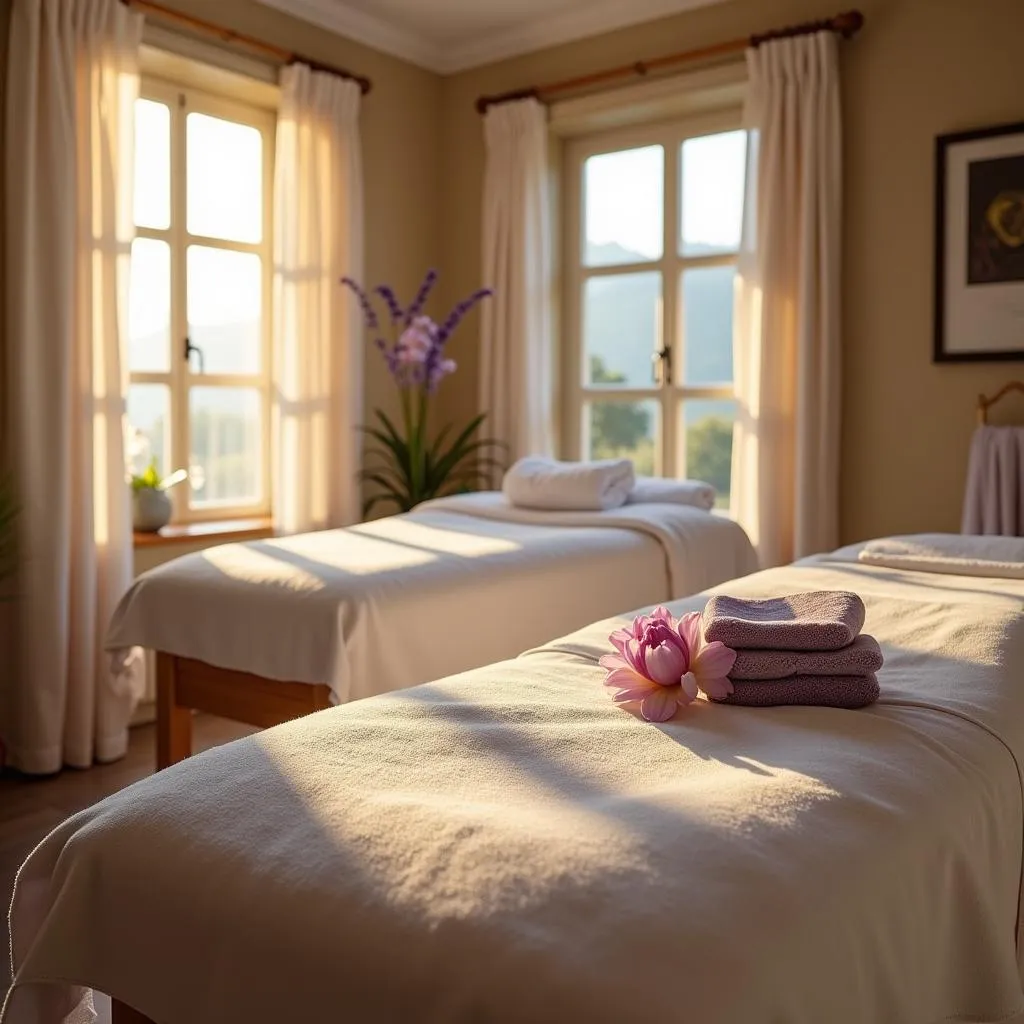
130,459,187,494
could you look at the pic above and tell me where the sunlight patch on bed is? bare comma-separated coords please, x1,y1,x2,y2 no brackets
200,544,328,590
353,518,522,557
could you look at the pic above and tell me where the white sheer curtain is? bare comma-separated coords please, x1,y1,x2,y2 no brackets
3,0,143,773
273,64,364,533
480,98,555,472
732,31,842,568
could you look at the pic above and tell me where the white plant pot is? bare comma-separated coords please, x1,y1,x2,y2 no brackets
133,488,172,533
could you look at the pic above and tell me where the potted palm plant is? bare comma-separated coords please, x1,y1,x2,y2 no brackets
341,269,505,517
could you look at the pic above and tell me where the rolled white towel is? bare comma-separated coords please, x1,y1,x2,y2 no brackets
627,476,716,511
502,456,635,511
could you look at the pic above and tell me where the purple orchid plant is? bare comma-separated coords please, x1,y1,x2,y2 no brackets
341,269,504,517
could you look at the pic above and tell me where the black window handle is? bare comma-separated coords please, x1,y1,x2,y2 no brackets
652,345,672,386
184,337,205,374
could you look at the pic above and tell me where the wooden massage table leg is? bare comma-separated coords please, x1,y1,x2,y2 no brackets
156,651,335,770
156,652,192,770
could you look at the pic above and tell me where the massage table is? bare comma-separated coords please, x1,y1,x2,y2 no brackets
8,535,1024,1024
106,491,757,766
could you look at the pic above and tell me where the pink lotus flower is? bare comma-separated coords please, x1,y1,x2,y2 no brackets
599,606,736,722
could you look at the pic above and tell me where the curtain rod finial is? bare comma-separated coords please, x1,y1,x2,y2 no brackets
835,10,865,38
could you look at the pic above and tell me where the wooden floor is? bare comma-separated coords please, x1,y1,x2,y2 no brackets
1,715,258,996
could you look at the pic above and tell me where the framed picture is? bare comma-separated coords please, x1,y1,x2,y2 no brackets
935,121,1024,362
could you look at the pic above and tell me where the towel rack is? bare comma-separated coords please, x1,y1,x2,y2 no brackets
977,382,1024,424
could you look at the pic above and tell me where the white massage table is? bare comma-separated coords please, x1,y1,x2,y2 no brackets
106,492,757,765
8,536,1024,1024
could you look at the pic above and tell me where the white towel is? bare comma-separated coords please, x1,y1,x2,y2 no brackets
962,425,1024,536
627,476,716,511
859,533,1024,578
502,456,635,511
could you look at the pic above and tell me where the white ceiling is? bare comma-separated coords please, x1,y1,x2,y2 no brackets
256,0,729,74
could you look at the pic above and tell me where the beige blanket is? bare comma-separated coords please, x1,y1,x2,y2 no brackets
7,549,1024,1024
106,494,756,703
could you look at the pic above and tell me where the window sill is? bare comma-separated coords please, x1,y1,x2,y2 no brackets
133,517,274,548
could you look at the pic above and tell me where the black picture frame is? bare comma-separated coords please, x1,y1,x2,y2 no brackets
934,120,1024,363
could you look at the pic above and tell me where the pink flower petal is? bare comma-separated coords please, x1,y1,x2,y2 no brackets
639,687,679,722
699,675,734,701
598,653,630,672
609,629,632,656
625,638,647,676
693,640,737,680
651,605,673,624
676,612,704,661
645,642,686,686
679,671,699,703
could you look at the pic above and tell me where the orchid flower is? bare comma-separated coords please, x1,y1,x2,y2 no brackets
599,606,736,722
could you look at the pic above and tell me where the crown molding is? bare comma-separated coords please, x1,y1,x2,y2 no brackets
435,0,725,73
255,0,727,74
255,0,444,70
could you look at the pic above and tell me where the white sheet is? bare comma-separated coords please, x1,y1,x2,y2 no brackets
106,494,757,703
10,544,1024,1024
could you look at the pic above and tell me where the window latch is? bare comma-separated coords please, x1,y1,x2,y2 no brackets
184,337,205,375
652,345,672,386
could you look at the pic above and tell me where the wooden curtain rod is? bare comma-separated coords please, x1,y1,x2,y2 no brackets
122,0,372,94
475,9,864,114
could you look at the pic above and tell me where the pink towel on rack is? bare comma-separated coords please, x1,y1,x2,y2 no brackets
962,425,1024,536
702,592,866,652
712,673,880,709
729,634,883,680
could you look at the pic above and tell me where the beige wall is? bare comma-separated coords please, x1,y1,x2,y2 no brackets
2,0,1022,543
144,0,444,438
439,0,1024,544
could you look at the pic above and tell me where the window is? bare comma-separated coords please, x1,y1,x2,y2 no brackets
563,115,747,509
127,78,275,522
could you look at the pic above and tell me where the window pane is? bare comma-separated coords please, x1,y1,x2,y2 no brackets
682,399,735,509
680,131,747,257
189,387,262,507
585,399,659,477
187,113,263,243
134,99,170,229
187,246,262,375
129,239,171,373
127,384,170,478
584,272,661,388
680,266,734,385
584,145,663,266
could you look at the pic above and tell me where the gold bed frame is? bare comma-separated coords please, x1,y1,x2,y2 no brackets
156,653,332,769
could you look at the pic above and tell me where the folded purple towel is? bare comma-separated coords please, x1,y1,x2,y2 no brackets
702,592,866,652
713,674,879,709
730,635,883,680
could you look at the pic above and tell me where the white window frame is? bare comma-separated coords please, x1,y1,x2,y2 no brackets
562,109,743,479
131,75,276,523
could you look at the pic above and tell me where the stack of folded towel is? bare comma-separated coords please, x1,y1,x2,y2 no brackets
702,591,883,709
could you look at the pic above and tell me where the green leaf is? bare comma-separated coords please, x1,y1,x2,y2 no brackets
428,422,455,459
362,493,403,519
358,472,411,507
130,457,162,492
